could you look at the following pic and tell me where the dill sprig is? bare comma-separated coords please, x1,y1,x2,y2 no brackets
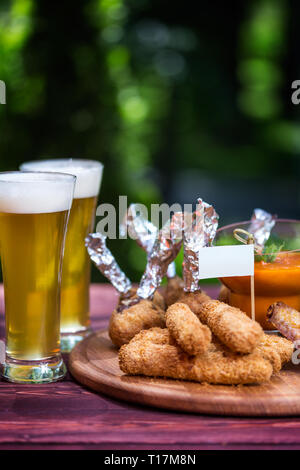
256,242,285,263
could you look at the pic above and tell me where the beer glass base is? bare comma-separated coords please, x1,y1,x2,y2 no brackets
60,328,92,353
1,355,67,384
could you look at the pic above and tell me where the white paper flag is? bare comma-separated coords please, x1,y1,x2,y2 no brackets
198,244,254,280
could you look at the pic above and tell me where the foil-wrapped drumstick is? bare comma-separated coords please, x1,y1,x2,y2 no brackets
183,199,219,292
165,302,211,355
119,328,273,385
267,302,300,345
136,212,183,301
197,300,263,354
121,203,181,306
85,232,132,295
109,300,165,348
85,232,165,347
175,199,218,313
120,203,177,279
86,212,184,347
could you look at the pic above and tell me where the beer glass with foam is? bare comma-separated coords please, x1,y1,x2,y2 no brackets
0,171,75,383
20,159,103,351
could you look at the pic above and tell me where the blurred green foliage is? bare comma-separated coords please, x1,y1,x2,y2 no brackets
0,0,299,283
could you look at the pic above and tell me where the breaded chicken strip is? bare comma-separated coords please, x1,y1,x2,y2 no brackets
166,302,211,355
256,340,282,373
164,276,184,307
119,328,273,385
259,333,294,366
177,290,211,315
198,300,263,354
109,300,165,348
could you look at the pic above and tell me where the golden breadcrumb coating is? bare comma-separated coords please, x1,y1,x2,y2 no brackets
255,341,282,373
164,276,184,307
259,333,294,366
197,300,263,354
119,328,273,385
218,285,230,304
109,300,165,348
177,290,211,315
129,327,174,345
166,302,211,355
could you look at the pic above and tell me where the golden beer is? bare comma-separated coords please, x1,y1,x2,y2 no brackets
1,210,69,360
20,159,103,351
60,196,97,333
0,172,75,383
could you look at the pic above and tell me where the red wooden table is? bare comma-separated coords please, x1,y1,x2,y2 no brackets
0,284,300,450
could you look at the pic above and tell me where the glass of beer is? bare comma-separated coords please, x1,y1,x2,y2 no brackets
20,159,103,351
0,171,75,383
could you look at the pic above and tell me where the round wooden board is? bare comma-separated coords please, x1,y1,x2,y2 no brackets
69,329,300,416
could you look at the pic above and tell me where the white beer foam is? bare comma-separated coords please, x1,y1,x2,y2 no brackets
0,172,75,214
20,159,103,199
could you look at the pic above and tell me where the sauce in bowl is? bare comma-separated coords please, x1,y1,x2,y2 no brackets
221,252,300,329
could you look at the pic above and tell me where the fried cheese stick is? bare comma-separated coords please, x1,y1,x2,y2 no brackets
197,300,263,354
119,328,273,385
166,302,211,355
109,300,165,348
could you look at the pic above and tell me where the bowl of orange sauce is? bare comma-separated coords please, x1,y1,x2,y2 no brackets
215,219,300,330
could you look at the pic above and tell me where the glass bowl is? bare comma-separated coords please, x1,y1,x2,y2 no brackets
215,219,300,330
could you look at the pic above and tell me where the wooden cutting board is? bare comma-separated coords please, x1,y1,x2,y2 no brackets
69,329,300,416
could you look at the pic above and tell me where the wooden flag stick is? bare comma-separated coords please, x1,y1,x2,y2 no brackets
250,271,255,321
248,234,256,321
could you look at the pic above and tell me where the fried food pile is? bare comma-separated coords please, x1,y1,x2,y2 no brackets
109,283,210,348
118,297,294,385
86,201,294,386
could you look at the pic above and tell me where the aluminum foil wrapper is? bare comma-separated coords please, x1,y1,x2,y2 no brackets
183,199,219,292
85,232,132,294
121,203,176,278
248,208,276,251
267,302,300,347
137,212,183,300
120,203,158,253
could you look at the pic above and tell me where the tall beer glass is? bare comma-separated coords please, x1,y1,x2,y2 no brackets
20,159,103,351
0,171,75,383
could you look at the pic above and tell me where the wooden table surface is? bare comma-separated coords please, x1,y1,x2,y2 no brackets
0,283,300,450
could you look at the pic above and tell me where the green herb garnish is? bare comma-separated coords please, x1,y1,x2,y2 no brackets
256,242,285,263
